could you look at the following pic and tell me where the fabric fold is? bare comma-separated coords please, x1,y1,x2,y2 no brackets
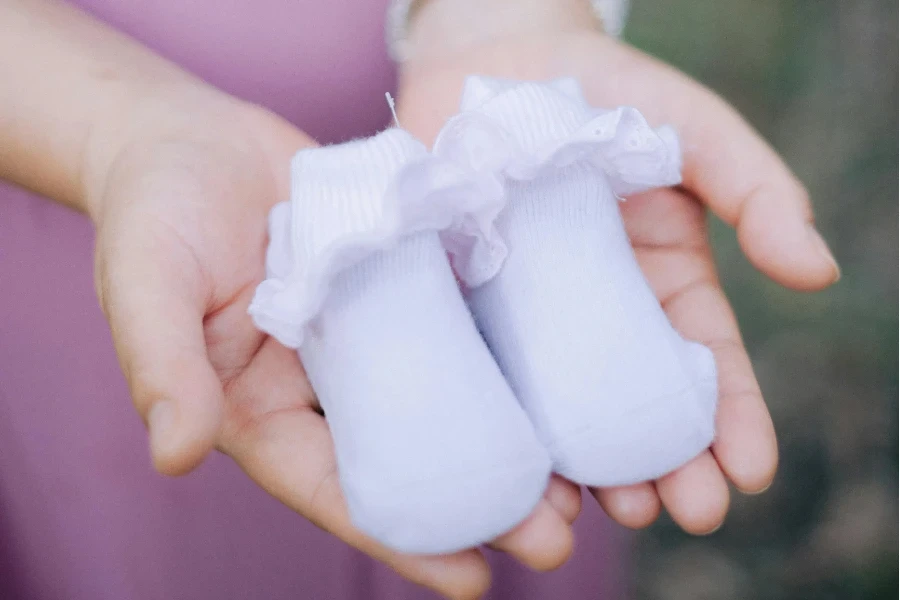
248,128,506,348
430,76,683,286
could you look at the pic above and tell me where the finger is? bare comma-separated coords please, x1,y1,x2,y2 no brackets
544,474,582,524
707,339,779,493
489,499,574,572
656,451,730,535
580,43,839,290
591,482,661,530
660,276,778,493
97,226,223,476
219,341,490,600
671,76,840,290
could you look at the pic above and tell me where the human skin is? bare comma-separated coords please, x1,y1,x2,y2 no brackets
0,1,839,599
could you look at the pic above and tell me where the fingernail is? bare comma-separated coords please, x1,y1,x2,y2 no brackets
807,224,841,282
746,482,773,496
702,520,725,536
148,401,175,457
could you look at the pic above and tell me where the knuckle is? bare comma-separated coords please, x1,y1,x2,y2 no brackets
126,366,169,420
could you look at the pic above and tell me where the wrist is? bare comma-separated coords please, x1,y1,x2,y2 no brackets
403,0,601,63
80,79,250,222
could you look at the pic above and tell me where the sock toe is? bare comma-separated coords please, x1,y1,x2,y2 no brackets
347,449,552,554
549,384,717,486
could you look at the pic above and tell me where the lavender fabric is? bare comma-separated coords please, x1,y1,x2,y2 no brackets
0,1,629,598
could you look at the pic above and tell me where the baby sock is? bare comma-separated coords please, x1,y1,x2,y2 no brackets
436,77,718,487
249,129,551,553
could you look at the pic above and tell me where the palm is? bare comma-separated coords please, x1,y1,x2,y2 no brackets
94,107,296,419
397,31,838,533
92,104,566,597
94,107,351,544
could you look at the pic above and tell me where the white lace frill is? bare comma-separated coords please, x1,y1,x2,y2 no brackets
248,128,506,349
430,76,683,286
249,78,682,349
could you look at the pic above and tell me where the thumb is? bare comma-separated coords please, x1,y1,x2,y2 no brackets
657,69,841,290
96,227,224,475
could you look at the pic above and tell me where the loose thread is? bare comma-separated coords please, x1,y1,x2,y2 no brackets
385,92,400,128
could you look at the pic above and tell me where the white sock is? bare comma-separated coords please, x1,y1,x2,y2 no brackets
469,167,717,486
250,130,551,553
437,77,718,486
302,232,551,553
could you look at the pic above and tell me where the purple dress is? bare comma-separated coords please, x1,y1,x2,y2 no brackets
0,1,629,598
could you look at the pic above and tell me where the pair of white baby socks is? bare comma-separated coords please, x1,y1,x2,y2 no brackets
249,77,717,554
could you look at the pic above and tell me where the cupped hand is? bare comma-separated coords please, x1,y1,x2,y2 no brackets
85,88,578,600
397,30,840,535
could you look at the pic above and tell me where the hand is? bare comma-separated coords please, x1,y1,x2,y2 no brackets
85,86,579,600
396,30,840,534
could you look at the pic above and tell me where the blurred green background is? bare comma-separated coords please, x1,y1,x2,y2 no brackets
623,1,898,599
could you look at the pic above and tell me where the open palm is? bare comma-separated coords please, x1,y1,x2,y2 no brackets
396,31,839,535
90,94,578,600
